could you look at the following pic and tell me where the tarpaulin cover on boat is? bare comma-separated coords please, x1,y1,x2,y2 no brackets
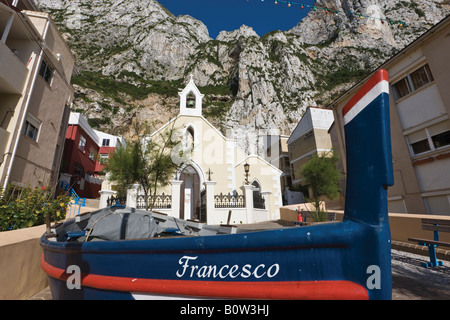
85,207,164,241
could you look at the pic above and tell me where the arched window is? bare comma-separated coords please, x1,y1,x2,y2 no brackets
184,126,195,153
187,126,194,143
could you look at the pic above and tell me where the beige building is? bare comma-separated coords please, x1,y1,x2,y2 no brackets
0,0,75,190
329,16,450,215
126,77,283,224
262,134,292,197
286,106,335,186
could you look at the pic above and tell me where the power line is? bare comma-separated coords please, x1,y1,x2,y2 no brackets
251,0,407,27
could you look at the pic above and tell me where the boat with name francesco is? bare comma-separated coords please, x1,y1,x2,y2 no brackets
41,69,393,300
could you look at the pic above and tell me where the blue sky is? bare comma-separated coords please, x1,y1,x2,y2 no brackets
157,0,315,39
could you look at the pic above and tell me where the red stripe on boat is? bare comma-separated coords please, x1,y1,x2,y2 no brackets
342,69,389,124
41,255,368,300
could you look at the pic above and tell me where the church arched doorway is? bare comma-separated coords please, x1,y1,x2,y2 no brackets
179,165,201,221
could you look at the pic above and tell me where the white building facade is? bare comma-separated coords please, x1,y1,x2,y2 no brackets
125,77,283,225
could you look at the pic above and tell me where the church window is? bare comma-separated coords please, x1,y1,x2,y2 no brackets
187,126,194,141
186,126,195,150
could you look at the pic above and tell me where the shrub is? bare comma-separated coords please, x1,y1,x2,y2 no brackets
0,185,72,231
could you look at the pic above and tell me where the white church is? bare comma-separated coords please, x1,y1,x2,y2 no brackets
124,77,283,225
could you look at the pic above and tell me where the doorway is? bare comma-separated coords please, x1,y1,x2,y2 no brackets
179,166,201,221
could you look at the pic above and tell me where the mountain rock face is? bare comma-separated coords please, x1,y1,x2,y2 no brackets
35,0,450,153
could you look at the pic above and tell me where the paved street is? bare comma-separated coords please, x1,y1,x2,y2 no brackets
391,249,450,300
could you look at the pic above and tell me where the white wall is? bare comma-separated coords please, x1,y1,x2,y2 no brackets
414,157,450,192
396,84,446,130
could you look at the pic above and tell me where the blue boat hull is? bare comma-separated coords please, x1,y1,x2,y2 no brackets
41,218,390,299
41,221,386,299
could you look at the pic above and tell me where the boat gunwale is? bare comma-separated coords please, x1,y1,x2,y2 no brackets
40,219,354,255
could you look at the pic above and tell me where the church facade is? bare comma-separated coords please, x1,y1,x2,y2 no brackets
126,77,283,225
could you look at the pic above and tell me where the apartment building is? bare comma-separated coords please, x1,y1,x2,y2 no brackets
329,16,450,215
94,129,126,175
0,0,75,190
61,113,125,199
286,107,335,186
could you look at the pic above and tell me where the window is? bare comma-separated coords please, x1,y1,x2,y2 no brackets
429,121,450,150
99,153,109,164
89,148,96,161
102,139,110,146
392,64,434,100
432,131,450,149
407,120,450,155
410,64,433,90
39,60,53,84
411,139,430,155
23,115,41,142
392,77,411,99
78,135,86,152
184,126,194,152
23,120,39,141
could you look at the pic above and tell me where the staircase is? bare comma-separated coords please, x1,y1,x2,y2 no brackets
60,181,86,208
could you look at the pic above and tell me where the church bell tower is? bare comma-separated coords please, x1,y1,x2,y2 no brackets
179,75,204,117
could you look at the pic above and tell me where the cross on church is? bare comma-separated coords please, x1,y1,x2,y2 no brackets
206,168,213,181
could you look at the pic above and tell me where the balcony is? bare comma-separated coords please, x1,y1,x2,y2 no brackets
0,40,28,94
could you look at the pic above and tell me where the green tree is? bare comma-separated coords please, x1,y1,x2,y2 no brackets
105,120,186,210
299,150,341,221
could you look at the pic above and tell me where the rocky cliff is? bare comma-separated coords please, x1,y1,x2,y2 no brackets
35,0,450,153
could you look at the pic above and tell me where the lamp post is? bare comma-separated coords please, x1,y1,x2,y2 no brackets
244,162,250,185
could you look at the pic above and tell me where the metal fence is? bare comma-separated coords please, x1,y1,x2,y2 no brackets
136,193,172,209
214,192,246,208
106,190,264,212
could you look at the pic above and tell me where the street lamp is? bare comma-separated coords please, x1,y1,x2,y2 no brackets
244,162,250,185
